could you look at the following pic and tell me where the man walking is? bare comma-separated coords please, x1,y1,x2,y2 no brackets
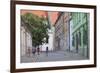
37,47,40,55
32,48,36,55
46,47,48,56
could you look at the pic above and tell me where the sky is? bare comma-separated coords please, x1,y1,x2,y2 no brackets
21,10,59,25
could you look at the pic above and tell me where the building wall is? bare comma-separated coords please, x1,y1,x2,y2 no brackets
69,17,75,51
71,12,89,58
20,21,32,56
20,26,26,56
40,12,57,51
54,12,70,51
41,31,54,51
63,13,70,51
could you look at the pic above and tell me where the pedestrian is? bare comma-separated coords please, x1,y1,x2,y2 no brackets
27,48,31,57
37,47,40,55
32,48,36,55
46,47,48,56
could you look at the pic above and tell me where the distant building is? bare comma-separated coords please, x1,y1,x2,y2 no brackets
54,12,70,51
41,29,54,51
71,12,89,58
20,17,32,56
40,12,55,51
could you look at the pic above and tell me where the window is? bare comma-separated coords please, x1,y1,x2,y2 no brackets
72,35,75,46
83,26,88,45
46,36,49,43
79,31,81,46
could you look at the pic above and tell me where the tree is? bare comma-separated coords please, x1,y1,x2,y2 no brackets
21,13,49,47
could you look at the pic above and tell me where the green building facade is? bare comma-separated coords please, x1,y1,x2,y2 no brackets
71,12,89,58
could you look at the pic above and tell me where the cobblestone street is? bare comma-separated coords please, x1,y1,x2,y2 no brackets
21,50,88,63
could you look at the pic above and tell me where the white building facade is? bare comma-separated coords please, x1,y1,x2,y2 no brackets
40,12,55,51
41,30,54,51
20,20,32,56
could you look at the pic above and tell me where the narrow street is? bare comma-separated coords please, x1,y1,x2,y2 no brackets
21,50,88,63
20,11,89,63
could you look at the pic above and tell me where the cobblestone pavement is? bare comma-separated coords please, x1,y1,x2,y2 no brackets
21,50,88,63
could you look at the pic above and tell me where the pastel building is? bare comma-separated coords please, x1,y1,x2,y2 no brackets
40,12,57,51
20,17,33,56
71,12,89,58
40,30,54,51
54,12,70,51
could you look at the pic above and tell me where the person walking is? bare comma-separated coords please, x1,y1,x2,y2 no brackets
27,47,31,57
37,47,40,55
46,47,48,56
32,48,36,55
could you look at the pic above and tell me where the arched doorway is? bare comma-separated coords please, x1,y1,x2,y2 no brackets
76,33,79,53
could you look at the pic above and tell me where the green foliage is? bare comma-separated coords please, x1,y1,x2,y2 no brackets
21,13,49,47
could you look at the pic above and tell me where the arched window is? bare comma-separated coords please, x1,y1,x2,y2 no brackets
83,27,88,45
72,35,75,46
79,31,81,46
